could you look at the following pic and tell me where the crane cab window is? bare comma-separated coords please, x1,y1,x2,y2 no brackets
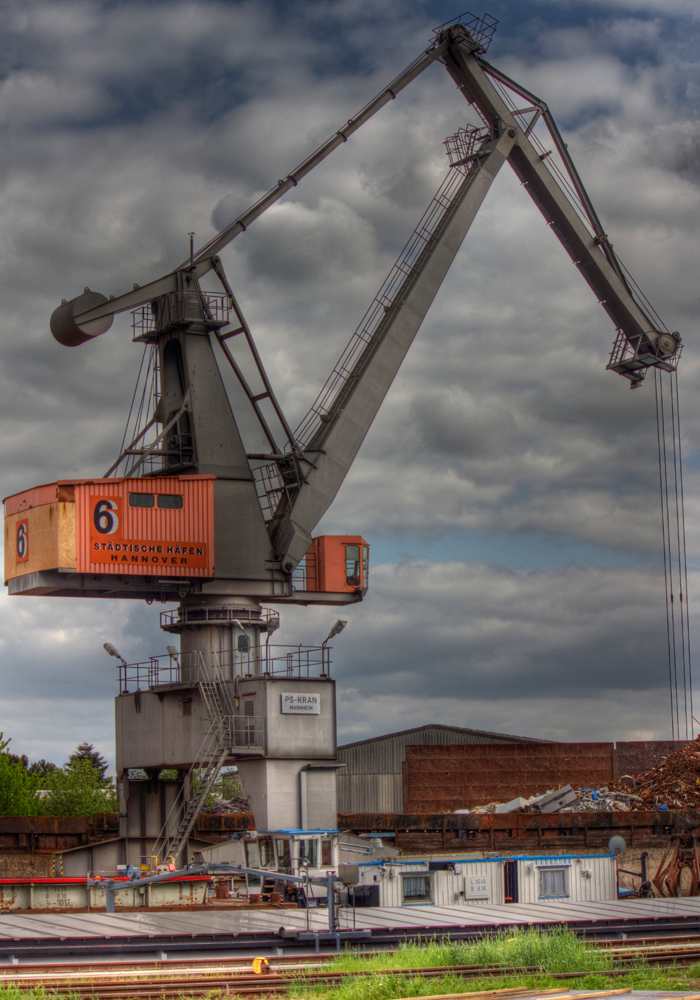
128,493,183,509
345,544,369,587
346,545,360,586
157,494,183,509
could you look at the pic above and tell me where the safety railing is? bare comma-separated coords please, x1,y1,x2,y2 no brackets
132,291,232,339
228,716,266,750
431,12,499,52
160,605,279,631
116,644,330,694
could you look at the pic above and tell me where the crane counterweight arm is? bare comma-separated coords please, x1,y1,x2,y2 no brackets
54,39,454,337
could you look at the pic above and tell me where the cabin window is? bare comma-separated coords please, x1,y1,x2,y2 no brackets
129,493,154,508
402,874,432,903
298,839,318,869
345,544,361,586
321,839,332,866
538,867,569,898
275,838,291,870
157,494,183,509
247,836,274,870
362,545,369,586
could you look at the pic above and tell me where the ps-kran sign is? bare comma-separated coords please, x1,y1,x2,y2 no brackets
281,693,321,715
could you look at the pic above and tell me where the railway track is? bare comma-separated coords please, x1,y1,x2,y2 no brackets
2,938,700,998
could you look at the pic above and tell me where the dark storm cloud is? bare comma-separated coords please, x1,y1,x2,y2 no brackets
0,0,699,763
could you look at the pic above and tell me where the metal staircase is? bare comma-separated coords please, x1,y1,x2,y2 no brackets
154,656,235,864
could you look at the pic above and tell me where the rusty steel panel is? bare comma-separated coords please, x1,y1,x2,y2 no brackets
403,742,615,812
92,813,120,834
338,808,700,831
3,482,60,516
74,475,214,577
195,813,254,832
0,816,89,834
0,815,118,854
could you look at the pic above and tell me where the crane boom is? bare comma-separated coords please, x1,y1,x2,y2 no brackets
268,22,681,567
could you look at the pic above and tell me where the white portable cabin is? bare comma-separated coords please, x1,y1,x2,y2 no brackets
354,853,617,907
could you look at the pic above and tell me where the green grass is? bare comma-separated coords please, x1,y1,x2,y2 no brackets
325,928,616,975
281,929,700,1000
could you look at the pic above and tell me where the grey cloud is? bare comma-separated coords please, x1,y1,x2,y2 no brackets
0,0,698,763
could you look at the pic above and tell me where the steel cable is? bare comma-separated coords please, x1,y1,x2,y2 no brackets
655,370,676,739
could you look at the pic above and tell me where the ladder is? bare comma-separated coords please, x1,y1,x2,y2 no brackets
154,655,234,864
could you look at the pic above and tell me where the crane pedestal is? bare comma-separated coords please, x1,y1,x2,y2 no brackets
115,595,338,864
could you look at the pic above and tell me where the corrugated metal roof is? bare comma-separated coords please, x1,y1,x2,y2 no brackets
2,898,700,940
339,724,550,751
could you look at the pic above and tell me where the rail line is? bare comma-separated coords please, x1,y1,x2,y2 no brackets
3,941,700,999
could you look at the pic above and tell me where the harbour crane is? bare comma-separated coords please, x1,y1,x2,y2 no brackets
3,13,680,870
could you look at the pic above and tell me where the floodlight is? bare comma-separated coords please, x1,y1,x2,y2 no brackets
166,645,178,657
103,642,127,667
323,620,347,646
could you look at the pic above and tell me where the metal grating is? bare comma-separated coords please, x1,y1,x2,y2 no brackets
607,328,681,387
431,12,498,52
444,125,490,167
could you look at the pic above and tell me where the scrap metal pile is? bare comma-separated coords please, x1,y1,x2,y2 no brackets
456,739,700,814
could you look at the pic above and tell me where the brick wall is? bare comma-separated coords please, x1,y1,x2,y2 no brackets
403,742,614,812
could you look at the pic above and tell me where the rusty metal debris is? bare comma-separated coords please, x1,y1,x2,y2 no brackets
611,738,700,810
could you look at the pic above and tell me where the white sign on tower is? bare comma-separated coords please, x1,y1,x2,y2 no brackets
281,693,321,715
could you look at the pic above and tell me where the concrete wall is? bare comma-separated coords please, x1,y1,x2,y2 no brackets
0,876,208,912
116,687,208,772
0,855,55,878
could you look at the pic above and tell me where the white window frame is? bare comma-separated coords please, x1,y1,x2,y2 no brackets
537,865,570,899
401,873,433,904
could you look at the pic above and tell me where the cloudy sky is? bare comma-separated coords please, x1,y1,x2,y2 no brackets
1,0,699,771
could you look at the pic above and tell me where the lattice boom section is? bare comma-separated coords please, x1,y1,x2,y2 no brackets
294,135,488,449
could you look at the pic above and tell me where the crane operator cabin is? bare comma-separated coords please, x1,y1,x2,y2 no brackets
3,14,681,867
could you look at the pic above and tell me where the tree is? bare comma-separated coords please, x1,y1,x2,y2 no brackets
42,759,118,818
67,743,109,782
0,734,44,816
27,760,58,779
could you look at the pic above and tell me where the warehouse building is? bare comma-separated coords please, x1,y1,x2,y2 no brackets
337,724,548,814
